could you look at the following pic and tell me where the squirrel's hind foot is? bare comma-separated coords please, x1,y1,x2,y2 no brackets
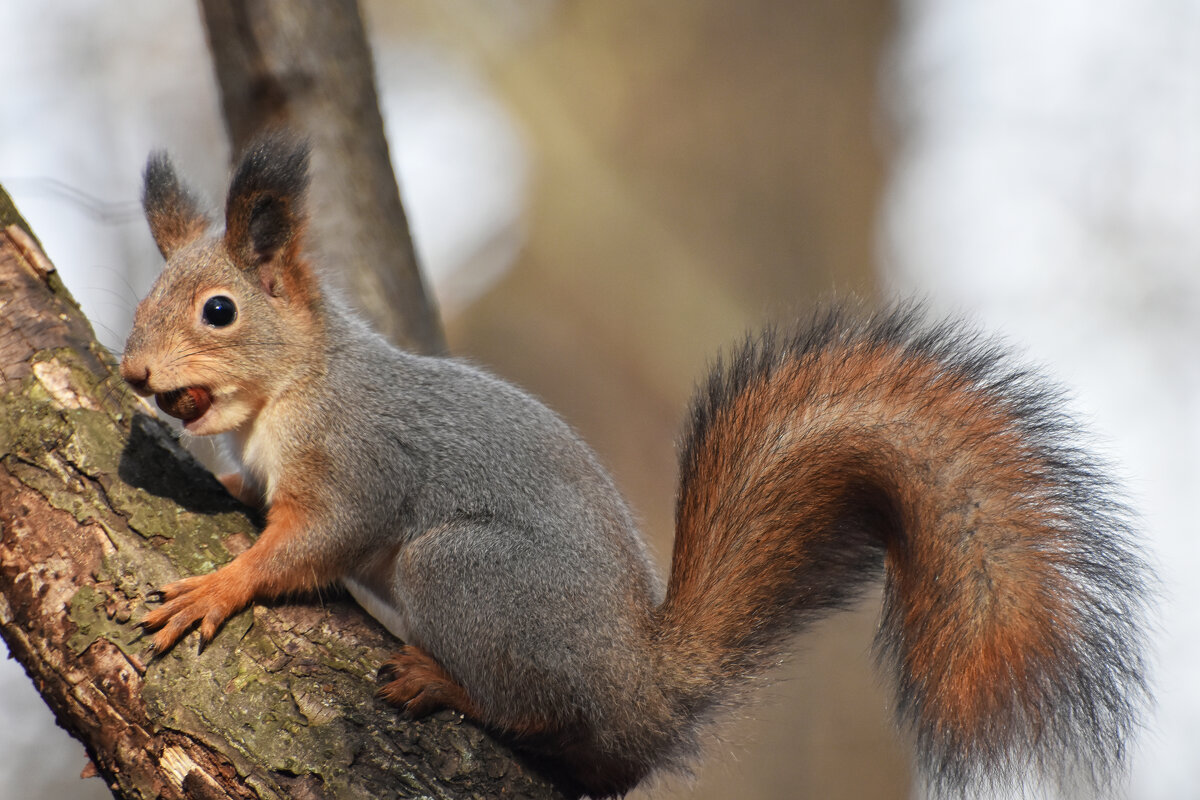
377,645,482,719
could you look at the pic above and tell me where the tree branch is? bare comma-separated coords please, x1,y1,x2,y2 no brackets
0,192,561,799
198,0,447,355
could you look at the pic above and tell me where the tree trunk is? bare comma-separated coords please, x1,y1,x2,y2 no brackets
0,196,561,798
199,0,447,355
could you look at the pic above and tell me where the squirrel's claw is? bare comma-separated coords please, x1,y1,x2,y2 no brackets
138,570,249,655
376,660,399,686
377,646,480,721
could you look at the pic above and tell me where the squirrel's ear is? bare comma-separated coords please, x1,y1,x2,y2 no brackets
142,152,209,260
224,134,314,301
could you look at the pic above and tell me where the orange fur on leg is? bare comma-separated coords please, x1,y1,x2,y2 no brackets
218,472,264,509
142,493,334,652
377,646,483,719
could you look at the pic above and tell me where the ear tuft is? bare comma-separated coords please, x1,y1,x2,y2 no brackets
142,152,209,259
224,133,311,271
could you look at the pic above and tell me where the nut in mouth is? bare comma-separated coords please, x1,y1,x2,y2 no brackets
155,386,212,423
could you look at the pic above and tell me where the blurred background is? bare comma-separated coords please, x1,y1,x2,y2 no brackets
1,1,1196,798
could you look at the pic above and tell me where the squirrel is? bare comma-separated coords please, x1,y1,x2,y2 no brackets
120,133,1151,798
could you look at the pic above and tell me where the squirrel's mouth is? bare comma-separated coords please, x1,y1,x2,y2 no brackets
155,386,212,424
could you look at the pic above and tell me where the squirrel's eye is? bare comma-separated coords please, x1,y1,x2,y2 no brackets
202,295,237,327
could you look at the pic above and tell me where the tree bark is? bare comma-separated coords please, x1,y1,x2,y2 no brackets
198,0,447,355
0,195,561,798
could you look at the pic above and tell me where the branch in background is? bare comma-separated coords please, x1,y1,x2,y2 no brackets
199,0,447,355
0,191,560,799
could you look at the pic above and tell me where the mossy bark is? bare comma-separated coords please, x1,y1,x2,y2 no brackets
0,192,561,799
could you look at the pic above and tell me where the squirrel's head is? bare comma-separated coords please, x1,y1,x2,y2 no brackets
121,134,322,435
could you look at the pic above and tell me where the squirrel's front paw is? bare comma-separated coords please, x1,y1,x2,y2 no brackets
377,646,481,720
141,570,249,654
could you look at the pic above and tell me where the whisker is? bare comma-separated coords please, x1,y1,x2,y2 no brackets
2,177,143,224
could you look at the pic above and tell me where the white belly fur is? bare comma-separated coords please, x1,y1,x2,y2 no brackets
343,576,412,642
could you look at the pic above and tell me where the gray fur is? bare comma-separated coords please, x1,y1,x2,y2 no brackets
309,296,672,756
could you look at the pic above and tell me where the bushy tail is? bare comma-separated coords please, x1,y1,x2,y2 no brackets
654,305,1151,795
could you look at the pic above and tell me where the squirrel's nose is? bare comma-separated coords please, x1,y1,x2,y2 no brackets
120,360,152,395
